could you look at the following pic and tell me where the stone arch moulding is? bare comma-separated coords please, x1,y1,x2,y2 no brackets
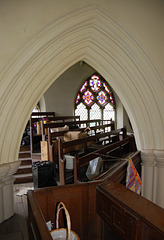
0,5,163,164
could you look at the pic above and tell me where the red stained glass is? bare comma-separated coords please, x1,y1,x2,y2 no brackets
90,75,101,92
110,94,114,104
80,81,87,92
75,73,115,122
83,90,94,106
76,94,80,104
103,82,110,93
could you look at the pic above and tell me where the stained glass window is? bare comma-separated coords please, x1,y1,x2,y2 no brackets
75,103,88,120
104,103,115,121
90,75,101,92
97,91,107,106
90,103,101,123
82,90,94,106
80,81,87,92
74,73,115,122
76,94,80,104
103,82,110,93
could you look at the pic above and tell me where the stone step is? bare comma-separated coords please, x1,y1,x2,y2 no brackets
20,158,32,166
20,145,30,152
31,153,41,161
19,151,31,159
15,165,32,175
15,145,33,184
14,173,33,184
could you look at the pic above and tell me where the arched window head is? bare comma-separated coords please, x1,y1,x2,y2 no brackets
32,104,40,112
74,73,115,121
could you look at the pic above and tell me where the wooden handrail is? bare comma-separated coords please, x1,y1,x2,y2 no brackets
31,111,55,117
53,115,80,122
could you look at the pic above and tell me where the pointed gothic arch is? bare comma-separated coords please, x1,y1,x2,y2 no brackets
0,5,163,165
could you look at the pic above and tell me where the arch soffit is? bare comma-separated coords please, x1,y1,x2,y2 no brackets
0,6,163,163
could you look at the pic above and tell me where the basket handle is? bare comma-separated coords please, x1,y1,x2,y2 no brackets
56,202,71,240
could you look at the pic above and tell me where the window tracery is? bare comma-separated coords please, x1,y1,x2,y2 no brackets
75,73,115,121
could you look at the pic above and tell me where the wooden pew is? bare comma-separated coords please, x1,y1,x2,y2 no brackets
27,151,164,240
30,114,81,153
41,119,113,139
74,136,135,183
47,126,124,163
41,119,102,138
30,112,55,153
53,115,80,122
27,181,103,240
42,121,115,141
96,151,164,240
57,127,133,185
27,152,139,240
46,122,115,163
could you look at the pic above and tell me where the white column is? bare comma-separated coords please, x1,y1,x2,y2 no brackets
141,150,154,202
0,164,10,224
3,176,15,221
0,161,20,223
153,150,164,208
3,161,21,221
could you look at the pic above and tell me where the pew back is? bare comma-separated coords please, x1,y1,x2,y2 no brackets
27,181,103,240
30,112,56,153
96,152,164,240
41,119,105,138
46,122,115,163
57,128,136,185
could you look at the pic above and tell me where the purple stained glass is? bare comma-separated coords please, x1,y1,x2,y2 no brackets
97,91,107,106
110,94,114,104
83,90,94,106
90,75,101,92
76,94,80,104
80,81,87,92
103,82,110,93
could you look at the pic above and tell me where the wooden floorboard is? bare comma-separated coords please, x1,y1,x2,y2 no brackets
0,182,34,240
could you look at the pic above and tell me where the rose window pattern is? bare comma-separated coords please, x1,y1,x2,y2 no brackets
75,73,115,121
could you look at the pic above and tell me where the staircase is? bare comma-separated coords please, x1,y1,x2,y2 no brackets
14,145,33,184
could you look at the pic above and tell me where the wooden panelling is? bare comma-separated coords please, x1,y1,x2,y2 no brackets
27,181,103,240
96,180,164,240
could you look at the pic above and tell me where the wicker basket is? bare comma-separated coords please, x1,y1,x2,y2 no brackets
51,202,80,240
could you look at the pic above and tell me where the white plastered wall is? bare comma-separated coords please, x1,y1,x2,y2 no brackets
0,1,164,219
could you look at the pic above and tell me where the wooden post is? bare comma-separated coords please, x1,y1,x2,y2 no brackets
58,139,66,185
